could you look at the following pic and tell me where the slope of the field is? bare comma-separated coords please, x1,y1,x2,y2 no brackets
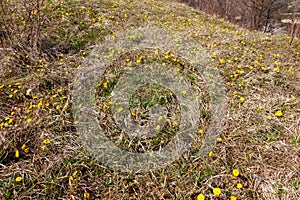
0,0,299,199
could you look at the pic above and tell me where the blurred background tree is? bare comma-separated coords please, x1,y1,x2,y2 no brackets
177,0,299,37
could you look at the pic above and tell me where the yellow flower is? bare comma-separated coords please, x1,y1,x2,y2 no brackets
198,129,204,134
216,137,222,142
230,196,237,200
208,151,214,157
103,82,108,89
73,170,78,177
130,111,136,116
239,97,245,102
27,118,32,123
248,153,253,159
15,150,19,158
275,110,283,117
43,139,50,145
237,183,243,189
15,176,22,182
267,115,273,120
24,148,29,154
84,191,90,199
21,144,26,150
213,188,221,196
156,125,161,130
232,169,240,177
37,100,43,109
197,193,205,200
69,176,74,181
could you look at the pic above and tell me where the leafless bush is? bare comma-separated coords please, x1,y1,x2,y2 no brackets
177,0,292,33
0,0,47,64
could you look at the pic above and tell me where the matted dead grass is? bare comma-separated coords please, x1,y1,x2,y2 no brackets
0,0,299,199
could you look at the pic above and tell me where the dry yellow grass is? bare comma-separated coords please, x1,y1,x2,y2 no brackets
0,0,299,199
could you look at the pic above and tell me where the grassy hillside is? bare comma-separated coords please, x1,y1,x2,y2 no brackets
0,0,299,199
